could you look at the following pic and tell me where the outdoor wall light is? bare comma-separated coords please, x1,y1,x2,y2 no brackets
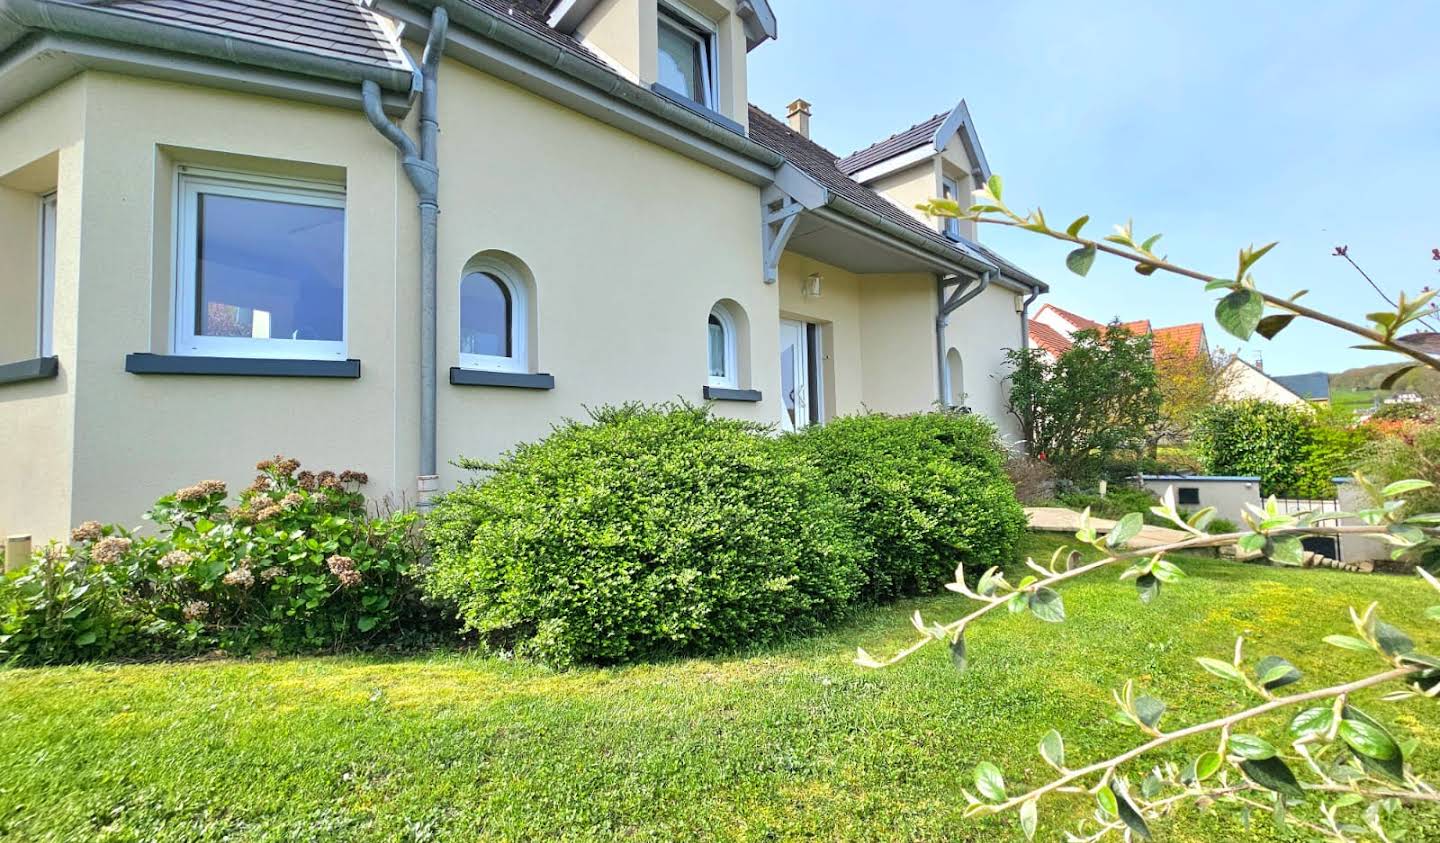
803,272,823,297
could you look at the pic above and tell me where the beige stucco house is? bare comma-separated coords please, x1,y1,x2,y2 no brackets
0,0,1047,543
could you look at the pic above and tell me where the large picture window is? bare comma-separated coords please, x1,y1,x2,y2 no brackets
658,4,716,109
173,170,346,360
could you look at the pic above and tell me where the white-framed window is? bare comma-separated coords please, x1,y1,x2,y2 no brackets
942,177,962,240
658,3,717,109
37,193,56,358
173,169,347,360
459,259,528,373
708,304,737,388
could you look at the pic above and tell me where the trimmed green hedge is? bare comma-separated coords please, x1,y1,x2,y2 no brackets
424,404,866,667
783,411,1027,600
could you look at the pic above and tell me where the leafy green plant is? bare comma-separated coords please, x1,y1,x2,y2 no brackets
1005,325,1161,482
1193,401,1368,498
424,402,866,668
783,411,1026,602
0,458,432,665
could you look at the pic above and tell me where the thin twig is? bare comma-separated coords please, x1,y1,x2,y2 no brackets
1336,247,1439,333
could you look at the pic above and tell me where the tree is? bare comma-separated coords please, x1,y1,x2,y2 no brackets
852,178,1440,842
1005,324,1161,480
1151,344,1233,449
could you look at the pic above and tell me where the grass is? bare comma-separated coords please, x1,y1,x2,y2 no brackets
1,534,1438,842
1333,387,1388,417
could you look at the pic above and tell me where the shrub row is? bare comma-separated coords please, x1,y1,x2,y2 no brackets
0,459,440,665
426,403,1026,667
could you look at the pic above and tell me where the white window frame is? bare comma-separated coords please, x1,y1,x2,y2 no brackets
707,303,737,388
37,192,56,358
458,259,528,374
658,3,718,109
941,177,962,240
173,168,348,360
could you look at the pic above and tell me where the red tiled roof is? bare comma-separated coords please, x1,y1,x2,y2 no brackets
1034,303,1101,332
1028,321,1073,358
1119,319,1152,335
1152,323,1207,362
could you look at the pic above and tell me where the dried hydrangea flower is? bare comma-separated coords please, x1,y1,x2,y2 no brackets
222,566,255,588
253,504,283,522
91,536,132,565
297,471,317,491
339,470,369,485
255,457,276,472
159,550,193,569
228,506,256,525
280,492,304,510
275,457,301,476
260,566,285,581
197,480,226,497
182,600,210,622
327,554,362,588
70,521,104,543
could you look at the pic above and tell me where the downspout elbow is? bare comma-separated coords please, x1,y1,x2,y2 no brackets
362,79,438,203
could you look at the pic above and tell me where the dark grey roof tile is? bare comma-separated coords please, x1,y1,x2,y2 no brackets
836,112,946,174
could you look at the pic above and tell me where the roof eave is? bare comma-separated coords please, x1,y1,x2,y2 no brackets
821,193,995,277
932,99,991,183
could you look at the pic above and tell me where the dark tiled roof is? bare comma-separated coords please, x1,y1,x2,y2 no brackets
82,0,409,68
836,111,946,175
457,0,610,70
747,105,990,268
1273,372,1331,401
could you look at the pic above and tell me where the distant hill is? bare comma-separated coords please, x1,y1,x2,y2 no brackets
1330,362,1440,396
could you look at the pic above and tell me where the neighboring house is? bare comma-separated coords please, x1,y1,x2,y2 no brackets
1271,372,1331,405
1218,356,1313,408
1026,303,1208,365
0,0,1048,542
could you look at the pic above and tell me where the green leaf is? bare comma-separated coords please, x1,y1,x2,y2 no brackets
1028,587,1065,623
1066,245,1097,277
1215,288,1265,340
1140,233,1163,253
1241,756,1305,800
1230,733,1278,760
1113,783,1153,840
1107,513,1144,548
1342,706,1406,782
1269,537,1304,566
1066,215,1089,237
357,615,378,632
986,174,1003,202
1195,751,1223,781
1238,532,1267,553
1136,573,1161,604
1256,314,1296,340
1095,784,1118,818
74,631,97,647
1255,656,1302,691
1038,729,1065,769
1373,620,1414,656
1382,479,1434,497
1324,634,1374,653
974,761,1007,802
1206,278,1236,291
1288,706,1334,738
1196,656,1246,684
1020,799,1038,841
950,630,968,673
1340,720,1400,762
1135,695,1166,729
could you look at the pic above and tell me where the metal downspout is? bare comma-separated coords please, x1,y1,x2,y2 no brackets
363,7,448,508
936,270,992,407
1020,288,1040,350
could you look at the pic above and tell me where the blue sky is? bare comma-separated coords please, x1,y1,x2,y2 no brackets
748,0,1440,377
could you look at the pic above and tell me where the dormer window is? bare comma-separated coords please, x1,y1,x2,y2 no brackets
657,4,716,109
941,177,962,240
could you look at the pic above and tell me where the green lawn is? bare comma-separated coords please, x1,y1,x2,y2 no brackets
2,535,1438,842
1332,387,1387,417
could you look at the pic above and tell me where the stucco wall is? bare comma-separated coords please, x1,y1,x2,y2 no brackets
867,161,939,230
938,134,978,241
1220,359,1310,408
0,78,86,544
1140,476,1261,525
776,252,863,420
944,283,1023,441
858,273,938,414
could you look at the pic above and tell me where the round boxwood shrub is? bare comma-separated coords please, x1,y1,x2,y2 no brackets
424,403,866,667
783,411,1026,601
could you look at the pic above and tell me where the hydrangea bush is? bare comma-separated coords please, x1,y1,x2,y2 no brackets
0,458,434,665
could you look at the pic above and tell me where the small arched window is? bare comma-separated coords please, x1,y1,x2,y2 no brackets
460,264,526,372
946,347,965,407
708,304,737,388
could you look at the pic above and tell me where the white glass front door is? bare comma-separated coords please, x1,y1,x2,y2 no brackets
779,319,810,432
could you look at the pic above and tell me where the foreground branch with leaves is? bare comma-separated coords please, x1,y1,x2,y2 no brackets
850,183,1440,841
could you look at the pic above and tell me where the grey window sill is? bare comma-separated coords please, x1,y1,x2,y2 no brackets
650,83,745,135
704,385,762,402
125,354,360,378
0,356,59,386
450,368,555,390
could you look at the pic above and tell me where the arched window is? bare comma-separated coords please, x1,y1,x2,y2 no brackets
946,347,965,407
460,262,527,372
708,304,737,388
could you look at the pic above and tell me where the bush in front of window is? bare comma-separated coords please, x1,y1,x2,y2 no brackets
0,459,442,665
423,402,866,668
781,411,1027,602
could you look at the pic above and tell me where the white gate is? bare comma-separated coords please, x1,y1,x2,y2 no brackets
1274,496,1344,561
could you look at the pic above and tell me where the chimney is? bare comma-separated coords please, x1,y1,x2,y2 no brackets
787,98,811,138
1254,354,1264,373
